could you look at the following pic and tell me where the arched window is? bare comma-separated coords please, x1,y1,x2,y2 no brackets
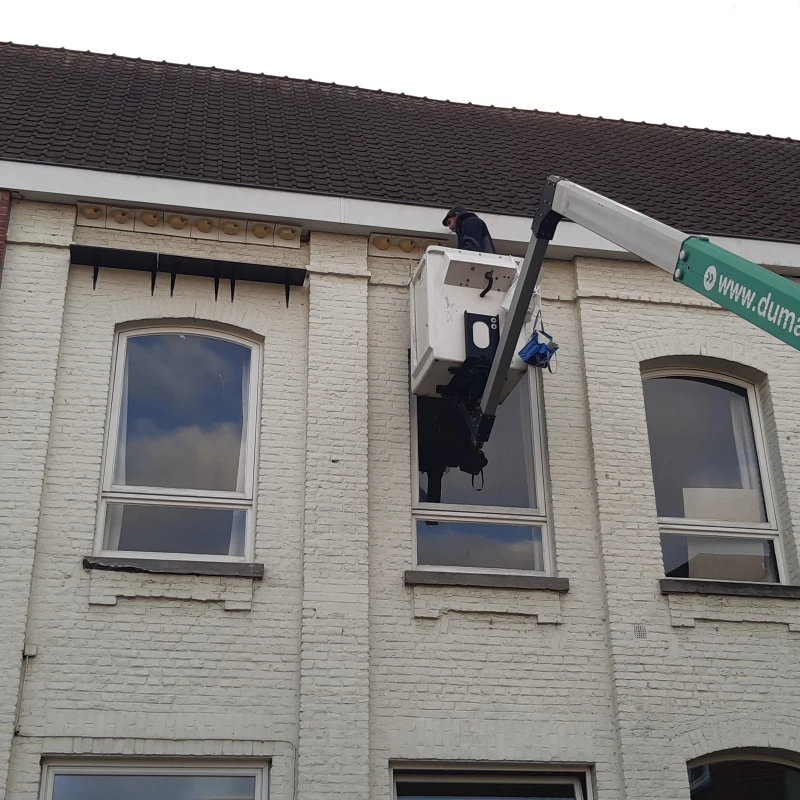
688,757,800,799
642,369,783,583
96,327,261,561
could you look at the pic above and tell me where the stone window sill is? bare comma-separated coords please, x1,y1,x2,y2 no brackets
404,569,569,592
660,577,800,600
83,555,264,580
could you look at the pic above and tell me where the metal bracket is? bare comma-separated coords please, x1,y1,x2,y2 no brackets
532,176,564,240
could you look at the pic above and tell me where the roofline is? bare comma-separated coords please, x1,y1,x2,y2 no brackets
3,41,800,144
3,159,800,272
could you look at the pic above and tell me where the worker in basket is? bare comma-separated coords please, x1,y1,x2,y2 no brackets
443,206,497,254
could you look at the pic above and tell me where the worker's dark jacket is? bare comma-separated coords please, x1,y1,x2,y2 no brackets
455,212,496,254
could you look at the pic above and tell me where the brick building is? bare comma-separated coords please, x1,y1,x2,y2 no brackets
2,42,800,800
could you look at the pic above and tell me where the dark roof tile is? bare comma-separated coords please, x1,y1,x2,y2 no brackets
1,42,800,241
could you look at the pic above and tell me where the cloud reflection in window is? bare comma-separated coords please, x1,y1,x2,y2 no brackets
115,334,251,492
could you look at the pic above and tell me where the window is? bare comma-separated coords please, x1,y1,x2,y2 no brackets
97,328,260,561
413,375,551,573
395,772,586,799
642,370,782,583
687,757,800,799
40,762,266,800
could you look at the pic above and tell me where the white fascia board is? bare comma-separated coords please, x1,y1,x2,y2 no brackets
705,234,800,275
2,159,800,270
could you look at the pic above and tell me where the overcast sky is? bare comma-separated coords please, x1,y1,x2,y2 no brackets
6,0,799,139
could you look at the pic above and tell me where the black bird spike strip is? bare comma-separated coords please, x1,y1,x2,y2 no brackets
80,246,305,304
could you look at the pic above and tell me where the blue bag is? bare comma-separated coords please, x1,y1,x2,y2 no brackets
518,313,558,371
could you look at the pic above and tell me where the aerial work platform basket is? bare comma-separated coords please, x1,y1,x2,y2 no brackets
409,247,530,402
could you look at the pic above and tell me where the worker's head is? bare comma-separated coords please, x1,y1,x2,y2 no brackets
442,205,466,231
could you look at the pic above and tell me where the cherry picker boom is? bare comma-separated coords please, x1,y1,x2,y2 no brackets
471,175,800,447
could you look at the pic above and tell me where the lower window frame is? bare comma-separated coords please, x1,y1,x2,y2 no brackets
392,765,591,800
94,495,255,564
658,523,786,585
411,508,553,577
39,759,269,800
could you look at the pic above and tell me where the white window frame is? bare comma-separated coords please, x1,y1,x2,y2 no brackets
689,752,800,771
686,753,800,795
95,325,261,562
393,766,590,800
410,371,554,576
643,367,786,583
39,759,268,800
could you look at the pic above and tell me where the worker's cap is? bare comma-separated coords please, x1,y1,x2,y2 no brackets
442,205,466,226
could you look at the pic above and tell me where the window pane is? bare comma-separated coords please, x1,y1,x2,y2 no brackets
417,520,544,571
115,334,251,492
104,503,246,556
52,773,256,800
397,781,576,798
688,759,800,799
643,376,767,523
662,533,778,582
418,378,537,509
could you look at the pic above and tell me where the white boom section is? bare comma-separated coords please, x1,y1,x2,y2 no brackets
480,179,689,421
551,180,686,274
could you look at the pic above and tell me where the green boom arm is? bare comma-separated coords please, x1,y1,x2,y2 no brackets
676,236,800,348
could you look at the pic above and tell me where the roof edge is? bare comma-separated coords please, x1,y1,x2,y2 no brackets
3,154,800,247
4,159,800,272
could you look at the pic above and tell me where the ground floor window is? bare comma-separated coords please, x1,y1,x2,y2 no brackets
395,771,587,800
689,758,800,799
40,761,267,800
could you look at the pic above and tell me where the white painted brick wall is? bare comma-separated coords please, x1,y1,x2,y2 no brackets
3,203,308,798
0,201,74,798
297,233,371,800
575,257,800,799
366,273,622,800
4,206,800,800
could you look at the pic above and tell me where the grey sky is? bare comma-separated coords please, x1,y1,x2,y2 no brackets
7,0,799,139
